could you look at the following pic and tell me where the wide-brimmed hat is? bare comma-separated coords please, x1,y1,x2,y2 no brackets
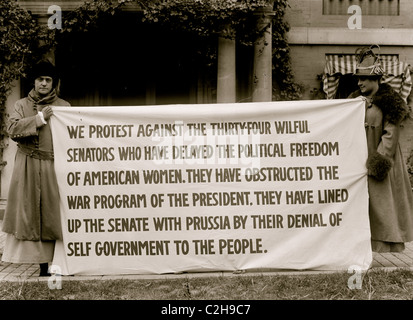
354,45,384,77
30,60,59,86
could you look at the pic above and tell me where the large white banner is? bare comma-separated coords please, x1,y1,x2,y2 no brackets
50,99,371,275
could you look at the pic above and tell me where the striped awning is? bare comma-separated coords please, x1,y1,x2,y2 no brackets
323,54,412,101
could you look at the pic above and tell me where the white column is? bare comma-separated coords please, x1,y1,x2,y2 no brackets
217,36,236,103
252,11,273,102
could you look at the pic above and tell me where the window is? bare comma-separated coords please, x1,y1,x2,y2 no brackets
323,0,400,15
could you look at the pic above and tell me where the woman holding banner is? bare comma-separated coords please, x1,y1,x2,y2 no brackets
1,60,70,276
348,46,413,253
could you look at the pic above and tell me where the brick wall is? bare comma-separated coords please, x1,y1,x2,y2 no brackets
286,0,413,29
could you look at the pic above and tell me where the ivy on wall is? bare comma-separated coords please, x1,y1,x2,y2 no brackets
59,0,124,34
0,0,54,170
141,0,270,42
271,0,303,101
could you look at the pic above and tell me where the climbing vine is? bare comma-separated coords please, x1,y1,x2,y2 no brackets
271,0,303,101
0,0,54,170
140,0,271,42
58,0,124,34
0,1,55,106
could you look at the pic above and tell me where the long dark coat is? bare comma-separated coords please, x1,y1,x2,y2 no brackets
2,94,70,241
349,83,413,244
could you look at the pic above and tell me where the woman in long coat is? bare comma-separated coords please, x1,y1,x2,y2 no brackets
349,46,413,252
1,60,70,275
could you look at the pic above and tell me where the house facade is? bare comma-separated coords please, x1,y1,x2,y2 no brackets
285,0,413,163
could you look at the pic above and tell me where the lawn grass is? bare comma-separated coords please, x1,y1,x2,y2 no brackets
1,268,413,300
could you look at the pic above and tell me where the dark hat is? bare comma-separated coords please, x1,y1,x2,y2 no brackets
30,60,59,86
354,45,384,77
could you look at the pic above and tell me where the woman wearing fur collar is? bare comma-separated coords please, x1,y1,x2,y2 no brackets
348,46,413,252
